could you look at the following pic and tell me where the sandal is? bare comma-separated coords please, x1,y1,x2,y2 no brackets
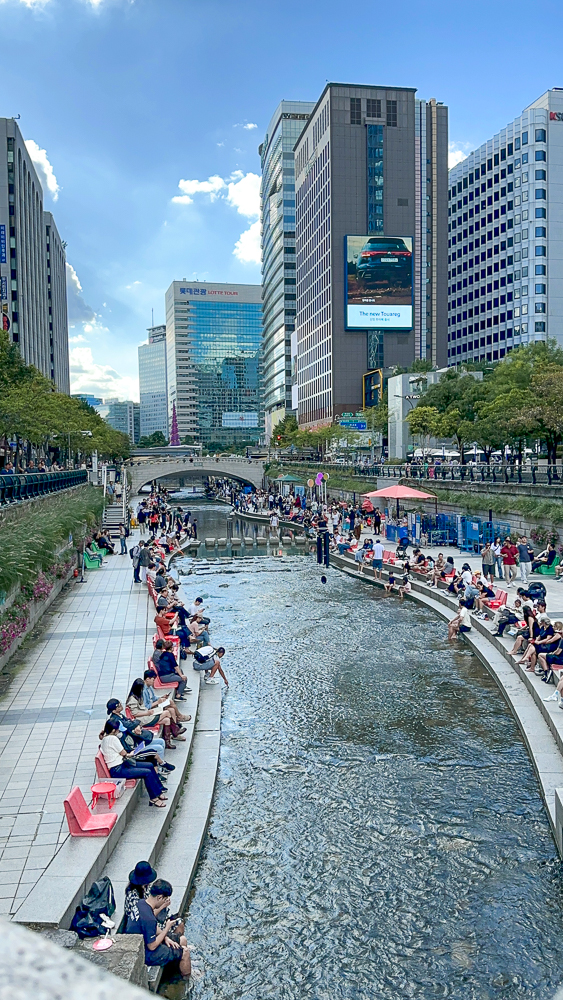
150,799,167,807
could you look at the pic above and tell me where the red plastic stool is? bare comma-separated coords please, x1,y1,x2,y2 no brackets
91,782,117,810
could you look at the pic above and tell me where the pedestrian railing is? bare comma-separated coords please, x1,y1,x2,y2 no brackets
0,469,88,505
277,458,563,488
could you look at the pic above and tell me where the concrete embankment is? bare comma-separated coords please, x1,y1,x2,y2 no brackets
330,550,563,856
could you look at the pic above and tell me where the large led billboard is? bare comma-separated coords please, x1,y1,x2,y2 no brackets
345,236,413,330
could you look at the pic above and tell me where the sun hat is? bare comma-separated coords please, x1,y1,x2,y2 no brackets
129,861,157,885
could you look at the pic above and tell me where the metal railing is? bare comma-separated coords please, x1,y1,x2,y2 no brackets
0,469,88,505
277,457,563,488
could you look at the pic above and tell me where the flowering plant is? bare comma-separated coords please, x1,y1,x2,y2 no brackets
0,599,30,654
33,573,54,600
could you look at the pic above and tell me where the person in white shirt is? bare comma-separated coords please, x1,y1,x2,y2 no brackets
372,539,385,580
448,600,473,639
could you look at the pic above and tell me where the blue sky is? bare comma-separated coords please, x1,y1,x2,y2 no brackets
4,0,563,399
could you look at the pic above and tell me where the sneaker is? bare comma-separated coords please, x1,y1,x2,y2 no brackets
544,691,559,702
205,677,220,685
161,761,176,771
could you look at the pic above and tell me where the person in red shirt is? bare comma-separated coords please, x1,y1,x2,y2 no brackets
501,537,518,587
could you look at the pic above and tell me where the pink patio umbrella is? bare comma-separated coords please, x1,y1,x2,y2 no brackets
362,483,437,518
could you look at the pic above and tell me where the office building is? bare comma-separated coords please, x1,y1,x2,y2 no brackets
72,393,103,407
259,100,315,440
138,324,168,439
105,400,140,445
0,118,70,388
45,212,70,392
447,89,563,363
165,280,263,448
293,83,448,427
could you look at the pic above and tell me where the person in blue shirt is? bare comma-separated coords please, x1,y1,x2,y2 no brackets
124,878,191,977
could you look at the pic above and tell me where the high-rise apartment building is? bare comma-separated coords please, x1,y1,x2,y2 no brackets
165,280,263,448
447,89,563,364
138,324,168,440
0,119,69,389
293,83,448,427
44,212,70,392
105,400,140,444
259,100,315,441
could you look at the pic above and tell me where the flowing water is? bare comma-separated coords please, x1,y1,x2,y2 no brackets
161,498,563,1000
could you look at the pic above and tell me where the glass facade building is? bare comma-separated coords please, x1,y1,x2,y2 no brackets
259,101,315,441
105,400,140,444
165,281,263,448
447,89,563,364
138,325,168,439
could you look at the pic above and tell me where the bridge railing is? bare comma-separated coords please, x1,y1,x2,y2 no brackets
277,457,563,488
0,470,88,506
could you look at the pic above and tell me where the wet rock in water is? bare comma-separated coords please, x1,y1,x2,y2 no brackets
218,583,229,588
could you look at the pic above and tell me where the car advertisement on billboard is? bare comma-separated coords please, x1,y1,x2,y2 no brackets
345,235,413,330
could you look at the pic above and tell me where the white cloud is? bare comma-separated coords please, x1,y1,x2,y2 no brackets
171,169,261,265
243,123,257,131
70,346,139,401
25,139,59,200
66,262,96,325
226,171,260,218
448,141,472,169
233,220,260,265
69,334,87,344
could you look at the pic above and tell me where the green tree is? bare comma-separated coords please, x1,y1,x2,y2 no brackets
406,405,441,456
139,430,169,448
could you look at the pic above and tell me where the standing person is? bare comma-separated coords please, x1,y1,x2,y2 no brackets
517,536,532,586
373,508,382,537
139,542,151,583
130,541,141,584
480,542,495,584
353,519,362,543
492,537,503,579
501,537,519,587
137,508,147,535
192,519,198,540
269,511,279,538
372,538,384,580
119,523,127,555
349,508,356,532
354,545,365,575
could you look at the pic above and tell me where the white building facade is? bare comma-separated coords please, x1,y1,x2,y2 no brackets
447,89,563,364
139,324,168,440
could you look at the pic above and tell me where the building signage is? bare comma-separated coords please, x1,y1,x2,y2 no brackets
179,287,240,297
0,225,6,264
550,112,563,121
345,235,413,330
0,277,6,301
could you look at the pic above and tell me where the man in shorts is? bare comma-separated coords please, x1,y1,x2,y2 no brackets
124,878,191,980
372,539,384,580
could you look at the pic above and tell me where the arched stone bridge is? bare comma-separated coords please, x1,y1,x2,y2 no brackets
126,456,266,494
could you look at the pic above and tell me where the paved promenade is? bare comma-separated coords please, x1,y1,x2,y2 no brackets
0,531,150,918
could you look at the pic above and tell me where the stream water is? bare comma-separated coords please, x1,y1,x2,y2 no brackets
161,498,563,1000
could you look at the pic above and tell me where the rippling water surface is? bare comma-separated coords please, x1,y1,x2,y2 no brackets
162,501,563,1000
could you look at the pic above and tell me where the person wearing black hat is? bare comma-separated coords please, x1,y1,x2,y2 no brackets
124,861,157,925
124,877,191,979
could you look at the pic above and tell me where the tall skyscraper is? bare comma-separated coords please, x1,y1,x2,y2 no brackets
105,400,140,444
0,118,70,389
293,83,448,427
44,212,70,392
447,89,563,364
165,280,263,448
138,324,168,440
259,100,315,441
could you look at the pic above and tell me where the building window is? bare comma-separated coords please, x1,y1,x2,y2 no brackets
350,98,361,125
535,150,547,161
535,226,546,238
535,246,547,256
535,302,546,313
535,129,546,142
535,207,546,218
366,98,381,118
522,152,529,164
535,283,546,294
535,321,546,332
535,189,546,200
386,100,397,127
535,169,546,180
535,264,546,275
522,131,528,145
367,124,384,234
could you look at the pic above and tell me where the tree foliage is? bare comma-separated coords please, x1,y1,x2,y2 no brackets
0,332,130,461
139,431,168,448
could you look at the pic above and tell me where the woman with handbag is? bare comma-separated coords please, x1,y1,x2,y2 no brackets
99,720,168,808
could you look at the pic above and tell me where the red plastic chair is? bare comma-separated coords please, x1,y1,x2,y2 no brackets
147,658,178,690
64,787,118,837
96,749,136,787
125,705,161,735
485,589,507,610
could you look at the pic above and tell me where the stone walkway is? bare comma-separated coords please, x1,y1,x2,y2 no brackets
0,530,150,918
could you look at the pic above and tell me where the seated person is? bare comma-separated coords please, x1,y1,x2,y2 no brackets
144,669,191,723
517,616,561,671
193,646,229,686
532,544,557,573
124,877,192,978
106,698,166,758
126,678,188,742
384,572,396,594
154,640,190,700
461,581,481,611
508,606,540,656
154,608,192,648
412,547,426,567
398,576,411,601
187,615,210,646
85,544,103,566
99,720,168,806
154,567,168,592
492,597,524,637
474,581,496,615
95,531,115,555
448,599,472,639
